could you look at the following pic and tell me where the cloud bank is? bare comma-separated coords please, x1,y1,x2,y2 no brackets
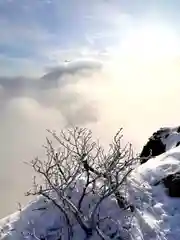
0,59,102,217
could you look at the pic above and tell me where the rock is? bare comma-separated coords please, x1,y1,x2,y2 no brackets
140,126,180,197
156,173,180,197
177,126,180,133
140,128,167,164
140,126,180,164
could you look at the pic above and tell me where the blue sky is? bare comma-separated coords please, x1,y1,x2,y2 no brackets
0,0,180,76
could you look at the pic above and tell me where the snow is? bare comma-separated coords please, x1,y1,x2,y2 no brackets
2,127,180,239
0,192,132,239
128,146,180,240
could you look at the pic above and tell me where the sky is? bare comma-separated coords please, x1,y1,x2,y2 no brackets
1,0,180,217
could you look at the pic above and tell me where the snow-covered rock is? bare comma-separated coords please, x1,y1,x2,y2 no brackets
139,126,180,198
129,145,180,240
140,126,180,163
2,126,180,239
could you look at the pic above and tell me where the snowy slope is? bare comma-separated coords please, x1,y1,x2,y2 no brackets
129,146,180,240
0,184,132,239
1,127,180,240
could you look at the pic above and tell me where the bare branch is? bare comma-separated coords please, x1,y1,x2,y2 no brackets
26,127,137,239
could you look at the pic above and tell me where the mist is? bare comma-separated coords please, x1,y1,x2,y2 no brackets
0,55,180,217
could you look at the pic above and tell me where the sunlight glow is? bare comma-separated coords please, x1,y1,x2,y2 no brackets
120,23,179,59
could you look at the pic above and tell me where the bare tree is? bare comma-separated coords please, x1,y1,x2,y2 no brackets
26,127,138,240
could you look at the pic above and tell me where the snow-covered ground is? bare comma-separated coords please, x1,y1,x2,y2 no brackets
129,146,180,240
1,127,180,240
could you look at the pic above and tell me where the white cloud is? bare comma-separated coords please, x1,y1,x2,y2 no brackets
0,97,65,215
0,59,102,217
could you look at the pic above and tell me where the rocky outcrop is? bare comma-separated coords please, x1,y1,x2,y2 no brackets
140,126,180,197
154,173,180,198
139,128,168,164
162,173,180,197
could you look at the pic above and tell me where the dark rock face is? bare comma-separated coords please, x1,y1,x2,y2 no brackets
160,173,180,197
177,126,180,133
140,126,180,164
140,139,166,164
140,128,168,164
